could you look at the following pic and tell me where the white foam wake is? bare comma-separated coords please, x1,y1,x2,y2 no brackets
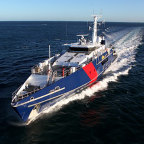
28,27,142,124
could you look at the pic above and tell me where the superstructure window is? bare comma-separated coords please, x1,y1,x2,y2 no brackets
69,47,96,51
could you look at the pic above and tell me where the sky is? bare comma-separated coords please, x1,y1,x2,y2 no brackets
0,0,144,22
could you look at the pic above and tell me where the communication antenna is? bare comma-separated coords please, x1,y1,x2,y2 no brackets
66,23,68,37
49,45,51,58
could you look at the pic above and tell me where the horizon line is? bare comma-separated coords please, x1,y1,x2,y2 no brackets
0,20,144,23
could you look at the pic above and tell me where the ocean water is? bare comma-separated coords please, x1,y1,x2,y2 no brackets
0,21,144,144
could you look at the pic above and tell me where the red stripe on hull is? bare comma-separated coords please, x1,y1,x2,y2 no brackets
83,62,98,84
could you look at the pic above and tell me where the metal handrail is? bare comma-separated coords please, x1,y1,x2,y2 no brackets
17,87,42,101
12,85,22,96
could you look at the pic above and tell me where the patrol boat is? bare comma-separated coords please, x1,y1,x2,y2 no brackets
11,15,117,122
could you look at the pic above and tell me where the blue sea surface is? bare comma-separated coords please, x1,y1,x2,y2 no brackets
0,21,144,144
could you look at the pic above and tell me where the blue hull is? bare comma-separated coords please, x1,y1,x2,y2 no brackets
12,51,116,122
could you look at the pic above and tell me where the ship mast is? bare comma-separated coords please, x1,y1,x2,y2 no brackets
92,15,101,45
